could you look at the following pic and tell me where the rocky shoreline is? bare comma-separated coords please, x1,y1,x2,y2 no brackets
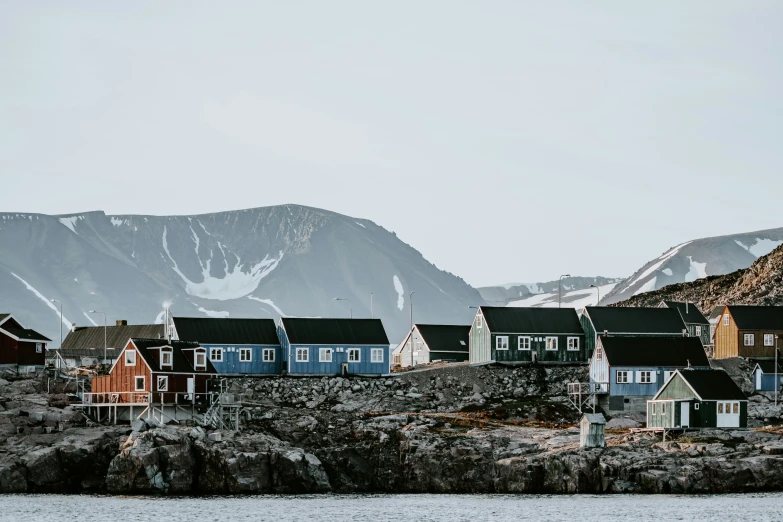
1,363,783,495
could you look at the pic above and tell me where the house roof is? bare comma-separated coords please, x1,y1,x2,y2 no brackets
1,327,51,343
0,314,9,324
708,305,726,322
726,305,783,330
677,369,747,401
280,318,389,345
582,413,606,424
598,336,709,367
59,324,165,358
415,324,470,353
754,358,783,374
478,307,584,334
585,307,685,335
173,317,279,345
664,301,710,326
128,338,217,374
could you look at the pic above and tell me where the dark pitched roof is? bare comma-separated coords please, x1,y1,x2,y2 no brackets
60,324,165,358
415,324,470,353
599,336,709,367
678,370,747,401
1,327,51,343
585,307,685,335
727,305,783,330
478,307,584,334
281,318,389,345
754,358,783,374
664,301,709,326
0,314,9,324
129,338,217,374
708,305,726,321
173,317,279,345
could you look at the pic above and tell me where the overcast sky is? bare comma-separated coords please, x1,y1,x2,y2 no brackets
2,1,782,288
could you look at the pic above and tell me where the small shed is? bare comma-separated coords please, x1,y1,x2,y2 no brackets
580,413,606,448
753,360,783,392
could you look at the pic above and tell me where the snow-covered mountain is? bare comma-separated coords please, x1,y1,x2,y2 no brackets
0,205,482,346
477,276,621,307
602,228,783,304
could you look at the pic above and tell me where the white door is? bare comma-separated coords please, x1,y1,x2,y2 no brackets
717,401,740,427
756,370,762,390
680,402,690,428
187,377,195,395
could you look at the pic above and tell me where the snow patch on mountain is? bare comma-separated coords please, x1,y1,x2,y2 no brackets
634,277,657,296
735,238,783,258
83,312,98,326
58,216,83,234
662,268,673,276
10,272,71,330
622,241,693,292
247,296,287,316
507,282,618,308
684,256,708,282
198,307,230,318
393,275,405,310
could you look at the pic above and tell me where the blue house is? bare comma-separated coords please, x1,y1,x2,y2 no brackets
589,335,710,411
753,359,783,392
171,317,282,375
278,318,390,376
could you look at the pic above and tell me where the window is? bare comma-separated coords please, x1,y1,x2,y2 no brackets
651,403,657,414
135,376,145,391
567,337,580,351
733,402,739,414
35,343,43,353
262,348,275,362
765,334,775,347
616,371,631,384
476,315,483,329
718,403,724,414
296,348,309,362
496,336,509,350
239,348,252,362
663,371,673,382
662,402,667,414
694,403,700,410
371,348,384,363
724,314,730,326
157,376,168,392
638,371,653,384
195,350,206,369
160,350,172,367
415,341,422,354
125,350,136,366
210,347,223,362
596,348,603,361
545,337,558,351
744,334,755,346
348,348,361,362
518,336,531,351
319,348,333,362
695,326,702,336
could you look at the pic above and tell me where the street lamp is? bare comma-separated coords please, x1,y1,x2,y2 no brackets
370,292,374,319
776,335,779,407
333,298,352,319
89,310,107,367
50,299,62,350
589,284,601,306
558,274,571,308
409,291,415,367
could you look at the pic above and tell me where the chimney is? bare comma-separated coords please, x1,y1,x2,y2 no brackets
71,323,76,332
116,320,128,326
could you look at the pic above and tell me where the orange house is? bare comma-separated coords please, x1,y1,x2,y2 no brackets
714,305,783,359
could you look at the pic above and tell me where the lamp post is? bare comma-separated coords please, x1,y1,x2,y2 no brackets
776,335,779,407
50,299,62,350
89,310,107,366
409,291,415,367
333,298,352,319
558,274,571,308
370,293,374,319
589,284,600,306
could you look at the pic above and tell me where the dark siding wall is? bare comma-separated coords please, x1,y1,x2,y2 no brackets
17,341,45,366
0,334,17,365
492,333,586,364
581,315,597,357
736,330,782,358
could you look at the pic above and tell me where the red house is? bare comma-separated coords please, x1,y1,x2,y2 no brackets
0,314,51,369
91,338,218,405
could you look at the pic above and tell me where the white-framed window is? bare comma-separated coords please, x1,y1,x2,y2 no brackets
616,371,631,384
662,402,667,414
663,371,673,382
545,337,558,351
371,348,384,363
638,371,653,384
35,343,43,353
125,350,136,367
476,315,483,329
518,336,531,351
651,403,657,414
157,376,168,391
724,314,730,326
195,350,206,369
135,376,145,391
596,347,603,361
733,402,739,414
694,403,700,410
239,348,252,362
764,334,775,347
496,336,509,350
744,334,755,346
296,347,309,362
567,337,580,351
160,350,172,367
210,347,223,362
263,348,275,362
695,326,702,336
348,348,361,362
319,348,333,362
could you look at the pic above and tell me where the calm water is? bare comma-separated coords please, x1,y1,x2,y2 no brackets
2,493,783,521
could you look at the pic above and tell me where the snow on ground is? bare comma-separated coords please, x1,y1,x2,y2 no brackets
736,238,783,258
393,275,405,310
58,216,83,234
247,296,287,316
198,307,230,318
621,241,693,293
507,282,618,308
684,256,708,282
10,272,71,330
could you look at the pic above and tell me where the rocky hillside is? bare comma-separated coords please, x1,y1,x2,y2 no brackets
0,205,482,343
617,244,783,312
603,228,783,304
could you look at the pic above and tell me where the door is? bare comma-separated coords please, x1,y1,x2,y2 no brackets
756,370,762,390
186,377,194,398
717,401,740,427
680,402,690,428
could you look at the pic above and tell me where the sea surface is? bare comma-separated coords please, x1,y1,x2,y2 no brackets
2,493,783,521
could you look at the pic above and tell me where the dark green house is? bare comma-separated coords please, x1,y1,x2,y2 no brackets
580,306,687,358
469,307,586,366
647,369,747,429
661,301,711,352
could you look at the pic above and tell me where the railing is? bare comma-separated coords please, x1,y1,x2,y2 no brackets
80,392,219,405
567,382,606,413
81,392,150,405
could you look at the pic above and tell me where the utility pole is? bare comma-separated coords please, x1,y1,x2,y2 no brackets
89,310,107,367
370,292,374,319
776,335,779,408
558,274,571,308
589,284,600,306
410,291,415,368
50,299,62,350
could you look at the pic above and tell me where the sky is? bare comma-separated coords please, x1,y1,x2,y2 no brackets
2,1,783,288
